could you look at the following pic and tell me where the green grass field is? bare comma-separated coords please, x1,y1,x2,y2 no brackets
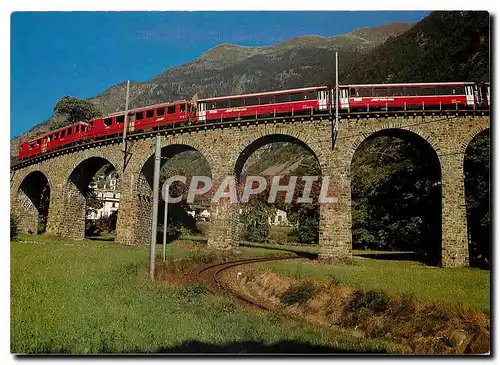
11,234,400,354
263,257,490,314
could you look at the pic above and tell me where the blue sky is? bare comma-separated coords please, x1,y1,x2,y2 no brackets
11,11,429,137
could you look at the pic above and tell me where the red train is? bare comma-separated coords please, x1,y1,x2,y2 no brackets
18,81,490,160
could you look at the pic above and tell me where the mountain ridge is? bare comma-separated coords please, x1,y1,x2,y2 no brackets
10,21,414,158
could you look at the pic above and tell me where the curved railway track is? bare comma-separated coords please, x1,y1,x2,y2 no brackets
197,256,300,310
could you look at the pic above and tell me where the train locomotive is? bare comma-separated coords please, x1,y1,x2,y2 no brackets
17,81,490,160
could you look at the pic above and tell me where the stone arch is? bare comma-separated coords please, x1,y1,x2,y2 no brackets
234,132,326,180
64,156,120,239
344,125,442,170
132,143,213,245
15,170,51,235
461,124,491,156
349,127,443,264
233,132,325,246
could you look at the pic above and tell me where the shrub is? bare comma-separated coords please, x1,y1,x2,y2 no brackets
280,281,316,306
10,215,18,241
347,289,389,313
180,283,207,302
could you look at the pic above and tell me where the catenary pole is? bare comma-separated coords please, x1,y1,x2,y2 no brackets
162,183,169,262
335,52,339,137
122,80,130,169
149,135,161,280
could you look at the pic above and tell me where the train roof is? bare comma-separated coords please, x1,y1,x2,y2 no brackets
198,86,329,102
103,100,191,118
342,82,475,88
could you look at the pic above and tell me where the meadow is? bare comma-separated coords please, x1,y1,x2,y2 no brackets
11,234,401,354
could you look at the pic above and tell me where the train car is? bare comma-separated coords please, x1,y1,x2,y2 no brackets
132,100,195,132
17,122,90,160
85,113,125,140
338,82,478,111
479,82,490,107
196,86,330,122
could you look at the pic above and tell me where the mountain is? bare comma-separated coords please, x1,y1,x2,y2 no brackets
11,22,413,158
342,11,490,83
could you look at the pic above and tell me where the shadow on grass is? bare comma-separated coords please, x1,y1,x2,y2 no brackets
17,339,389,354
354,251,421,262
240,242,318,260
150,339,389,354
85,236,115,242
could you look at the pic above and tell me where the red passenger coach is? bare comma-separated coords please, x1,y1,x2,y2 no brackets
85,114,124,140
17,122,89,160
132,101,195,132
338,82,477,111
196,86,330,122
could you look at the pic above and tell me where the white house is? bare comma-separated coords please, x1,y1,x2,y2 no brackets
268,209,289,226
87,170,120,220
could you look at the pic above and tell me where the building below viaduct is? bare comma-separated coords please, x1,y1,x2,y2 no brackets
10,114,490,267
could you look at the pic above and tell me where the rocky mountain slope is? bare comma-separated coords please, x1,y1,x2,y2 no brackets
11,22,412,158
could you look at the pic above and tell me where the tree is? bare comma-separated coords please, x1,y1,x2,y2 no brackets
52,96,101,130
464,132,490,268
10,214,18,241
350,136,442,264
241,197,271,243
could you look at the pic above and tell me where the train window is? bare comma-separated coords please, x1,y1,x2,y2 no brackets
29,142,34,150
303,91,317,100
350,88,358,97
405,87,422,96
422,86,436,95
216,100,229,109
290,93,303,102
116,115,125,124
156,108,165,116
67,128,72,135
60,129,66,138
388,87,403,96
167,105,176,114
180,104,186,112
82,126,87,132
208,102,217,110
275,94,289,103
53,133,58,140
454,86,465,95
136,111,144,120
146,109,154,118
357,88,372,97
230,98,243,107
37,139,41,146
374,88,389,97
244,97,259,106
75,125,80,133
89,121,94,128
104,117,113,126
260,95,274,104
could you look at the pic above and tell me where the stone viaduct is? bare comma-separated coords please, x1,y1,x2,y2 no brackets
10,114,490,267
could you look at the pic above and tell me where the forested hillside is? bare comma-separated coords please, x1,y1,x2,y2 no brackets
342,11,490,83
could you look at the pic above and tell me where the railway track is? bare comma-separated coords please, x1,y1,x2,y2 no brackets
197,255,300,310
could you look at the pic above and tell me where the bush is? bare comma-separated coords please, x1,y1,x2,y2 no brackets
347,289,389,313
280,281,316,306
180,283,207,302
10,215,18,241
